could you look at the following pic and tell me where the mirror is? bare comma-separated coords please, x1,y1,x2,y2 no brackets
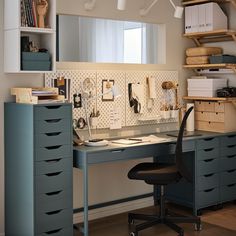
56,15,166,64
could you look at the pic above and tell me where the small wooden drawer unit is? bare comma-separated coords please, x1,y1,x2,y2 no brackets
5,103,73,236
195,101,236,133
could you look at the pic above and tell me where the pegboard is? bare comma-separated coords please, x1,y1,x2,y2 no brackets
45,69,178,130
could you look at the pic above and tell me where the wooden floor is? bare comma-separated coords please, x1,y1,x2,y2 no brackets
74,203,236,236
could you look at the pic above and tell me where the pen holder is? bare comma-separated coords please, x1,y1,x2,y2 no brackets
160,110,171,119
89,117,98,128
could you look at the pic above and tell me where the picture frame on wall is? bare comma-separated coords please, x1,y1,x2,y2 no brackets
102,79,114,101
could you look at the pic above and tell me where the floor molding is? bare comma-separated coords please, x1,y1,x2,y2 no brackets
73,197,153,224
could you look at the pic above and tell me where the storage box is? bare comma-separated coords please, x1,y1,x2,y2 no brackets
22,61,51,71
22,52,50,61
209,55,236,64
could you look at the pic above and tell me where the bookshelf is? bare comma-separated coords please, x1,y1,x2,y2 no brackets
4,0,56,73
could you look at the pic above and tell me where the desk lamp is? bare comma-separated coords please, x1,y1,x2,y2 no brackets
82,78,122,146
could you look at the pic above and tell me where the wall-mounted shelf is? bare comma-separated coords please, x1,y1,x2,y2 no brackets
183,63,236,72
182,0,236,9
183,96,236,101
183,30,236,46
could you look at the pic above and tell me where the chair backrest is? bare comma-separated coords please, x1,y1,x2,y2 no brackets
175,106,194,182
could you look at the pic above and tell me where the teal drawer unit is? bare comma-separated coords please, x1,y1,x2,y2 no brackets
219,134,236,203
5,103,73,236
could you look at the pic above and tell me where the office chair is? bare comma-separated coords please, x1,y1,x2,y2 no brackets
127,106,201,236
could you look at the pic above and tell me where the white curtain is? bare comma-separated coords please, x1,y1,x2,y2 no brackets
78,17,124,63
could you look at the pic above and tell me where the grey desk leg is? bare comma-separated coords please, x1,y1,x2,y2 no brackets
153,156,159,205
82,156,89,236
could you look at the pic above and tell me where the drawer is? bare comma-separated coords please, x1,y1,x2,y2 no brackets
197,187,219,208
36,189,72,213
220,155,236,171
35,132,71,147
220,184,236,202
195,101,215,112
35,118,71,134
35,158,72,176
34,105,71,121
221,134,236,147
220,144,236,157
197,148,219,160
195,111,224,122
215,102,225,113
37,227,73,236
198,173,219,191
35,145,72,161
196,137,219,150
197,158,219,176
35,208,73,234
35,171,72,194
220,169,236,186
196,121,225,133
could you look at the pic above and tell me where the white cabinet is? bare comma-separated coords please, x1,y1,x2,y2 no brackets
4,0,56,73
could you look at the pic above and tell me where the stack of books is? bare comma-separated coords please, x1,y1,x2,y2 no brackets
21,0,38,27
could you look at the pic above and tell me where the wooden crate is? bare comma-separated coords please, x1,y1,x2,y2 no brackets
11,87,65,104
195,100,236,133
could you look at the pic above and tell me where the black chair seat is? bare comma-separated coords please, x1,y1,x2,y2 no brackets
128,162,181,185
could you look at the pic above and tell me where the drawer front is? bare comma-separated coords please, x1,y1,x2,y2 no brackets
35,145,72,161
195,101,215,112
220,145,236,157
220,184,236,202
195,111,224,123
221,134,236,147
34,105,71,121
197,148,219,160
220,170,236,186
220,156,236,171
35,158,72,176
35,118,71,134
36,189,72,213
198,173,219,191
196,137,219,150
35,208,73,234
197,188,219,208
196,121,225,133
35,171,72,194
37,227,73,236
197,158,219,176
215,102,225,113
35,132,71,147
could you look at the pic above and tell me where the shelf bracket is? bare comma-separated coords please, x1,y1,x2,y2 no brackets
192,37,201,47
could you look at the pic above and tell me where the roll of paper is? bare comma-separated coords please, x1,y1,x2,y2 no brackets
148,77,157,99
186,103,194,132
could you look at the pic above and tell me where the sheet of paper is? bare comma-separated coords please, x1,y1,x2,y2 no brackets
110,107,122,130
111,139,142,145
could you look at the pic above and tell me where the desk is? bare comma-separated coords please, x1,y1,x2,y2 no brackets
73,131,236,236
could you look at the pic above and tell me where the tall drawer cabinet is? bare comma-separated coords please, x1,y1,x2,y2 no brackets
5,103,73,236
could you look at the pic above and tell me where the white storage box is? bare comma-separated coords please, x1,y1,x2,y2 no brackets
187,78,227,97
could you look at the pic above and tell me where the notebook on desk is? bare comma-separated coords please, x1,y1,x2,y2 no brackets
111,139,143,145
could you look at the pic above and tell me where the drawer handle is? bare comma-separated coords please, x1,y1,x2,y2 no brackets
46,209,62,215
45,171,62,177
204,188,214,192
227,155,236,159
111,149,125,153
45,119,62,123
204,148,213,152
45,190,62,196
45,228,62,234
204,173,214,177
45,158,62,163
204,159,214,162
45,145,62,150
204,138,214,141
227,184,236,187
227,145,236,148
45,105,62,109
227,169,236,173
45,132,61,136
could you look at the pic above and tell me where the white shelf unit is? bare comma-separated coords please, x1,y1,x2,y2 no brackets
4,0,56,73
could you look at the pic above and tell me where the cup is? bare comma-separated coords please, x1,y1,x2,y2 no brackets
89,117,98,128
160,110,171,119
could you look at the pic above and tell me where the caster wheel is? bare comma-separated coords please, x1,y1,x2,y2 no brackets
130,232,137,236
194,223,203,231
197,210,202,216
